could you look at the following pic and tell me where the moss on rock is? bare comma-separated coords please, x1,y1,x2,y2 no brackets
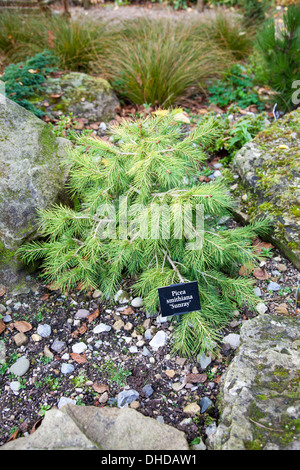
232,108,300,269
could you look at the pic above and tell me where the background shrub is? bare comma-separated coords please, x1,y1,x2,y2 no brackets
253,3,300,111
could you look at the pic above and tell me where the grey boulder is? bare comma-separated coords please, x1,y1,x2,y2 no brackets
0,96,71,288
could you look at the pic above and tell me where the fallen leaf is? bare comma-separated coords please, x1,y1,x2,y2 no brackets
88,123,99,130
40,293,50,301
72,323,87,338
92,383,109,394
28,69,39,74
88,308,99,323
173,112,190,124
239,263,253,276
70,353,87,364
278,145,289,150
214,375,221,384
30,418,43,434
185,373,207,384
0,286,6,297
121,306,134,316
253,268,269,280
274,303,289,315
6,429,19,442
13,321,32,333
152,109,169,116
46,283,59,291
49,92,63,99
252,238,274,253
0,319,5,334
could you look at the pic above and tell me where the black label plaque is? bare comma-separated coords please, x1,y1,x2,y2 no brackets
158,281,201,317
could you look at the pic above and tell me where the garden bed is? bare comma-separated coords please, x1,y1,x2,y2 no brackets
0,235,299,448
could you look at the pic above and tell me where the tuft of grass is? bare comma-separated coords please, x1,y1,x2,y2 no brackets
200,12,254,60
101,17,236,107
0,11,109,72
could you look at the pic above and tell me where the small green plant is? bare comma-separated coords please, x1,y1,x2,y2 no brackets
39,404,52,416
1,50,57,117
101,359,132,387
48,113,93,142
45,375,61,391
224,112,267,155
72,374,87,388
208,64,264,110
197,111,267,162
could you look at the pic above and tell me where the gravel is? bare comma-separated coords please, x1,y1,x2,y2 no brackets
0,246,299,447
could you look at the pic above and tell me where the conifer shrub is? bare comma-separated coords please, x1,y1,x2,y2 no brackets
1,50,58,117
18,112,271,357
254,3,300,112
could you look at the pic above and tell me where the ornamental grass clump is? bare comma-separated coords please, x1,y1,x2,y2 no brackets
102,18,235,107
18,112,271,357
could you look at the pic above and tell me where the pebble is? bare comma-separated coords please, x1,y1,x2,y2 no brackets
213,170,222,178
253,287,262,297
200,397,213,413
37,324,51,338
92,290,102,299
43,345,54,359
222,333,240,349
9,356,30,377
57,397,76,409
129,346,138,353
0,304,6,314
256,302,268,314
124,322,133,331
0,341,6,365
142,384,154,397
61,363,75,374
114,290,130,304
31,334,42,342
117,389,139,408
113,319,125,331
99,392,109,404
149,331,167,351
144,328,152,340
72,342,87,354
267,281,281,291
3,314,11,323
183,403,200,415
10,381,21,393
131,297,143,308
198,353,212,370
93,323,111,334
277,263,287,272
51,338,66,353
142,346,151,356
75,309,90,319
13,332,28,347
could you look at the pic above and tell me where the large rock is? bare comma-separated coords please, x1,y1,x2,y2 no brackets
40,72,120,123
232,108,300,269
0,405,189,450
0,96,70,288
207,313,300,450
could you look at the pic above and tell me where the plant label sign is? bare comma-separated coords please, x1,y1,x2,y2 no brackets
158,281,201,318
